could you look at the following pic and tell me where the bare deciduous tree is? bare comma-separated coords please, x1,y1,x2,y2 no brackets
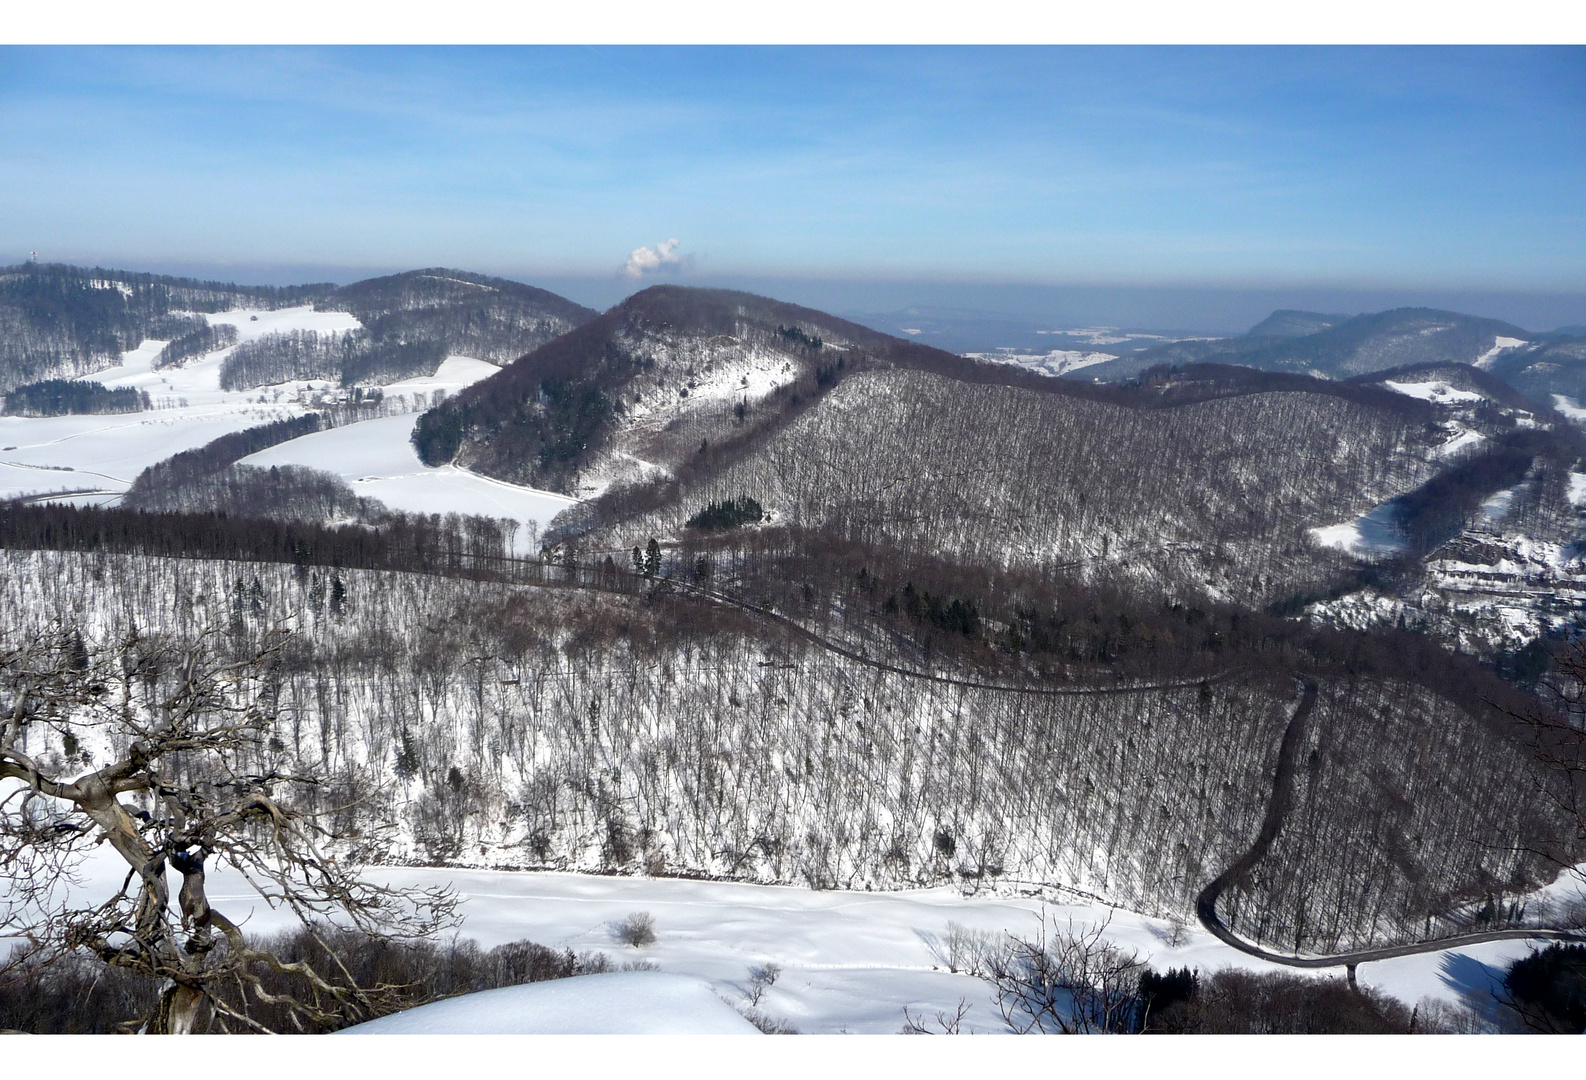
986,912,1146,1034
0,624,457,1033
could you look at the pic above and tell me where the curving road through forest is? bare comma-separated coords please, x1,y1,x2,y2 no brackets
1194,677,1583,975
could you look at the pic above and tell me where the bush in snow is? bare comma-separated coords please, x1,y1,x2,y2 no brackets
616,911,657,948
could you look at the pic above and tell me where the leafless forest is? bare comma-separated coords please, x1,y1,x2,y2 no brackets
2,547,1570,954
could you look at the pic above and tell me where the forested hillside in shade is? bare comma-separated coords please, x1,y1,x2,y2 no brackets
1,378,148,416
412,285,909,490
0,262,335,390
560,366,1443,609
317,269,598,366
0,548,1571,954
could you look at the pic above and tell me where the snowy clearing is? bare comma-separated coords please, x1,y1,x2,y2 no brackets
202,305,364,343
1473,335,1528,370
1382,379,1484,405
1478,485,1520,526
1308,501,1406,557
1553,394,1586,423
1570,472,1586,508
966,349,1117,378
1434,427,1485,458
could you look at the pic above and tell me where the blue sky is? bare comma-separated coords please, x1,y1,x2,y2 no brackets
2,46,1584,328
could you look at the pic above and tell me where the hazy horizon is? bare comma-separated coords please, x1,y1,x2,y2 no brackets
8,253,1583,337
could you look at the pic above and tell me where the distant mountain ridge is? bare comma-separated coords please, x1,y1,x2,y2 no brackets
1243,309,1351,339
1070,306,1534,389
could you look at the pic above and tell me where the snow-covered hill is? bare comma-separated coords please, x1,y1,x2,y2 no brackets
0,311,574,546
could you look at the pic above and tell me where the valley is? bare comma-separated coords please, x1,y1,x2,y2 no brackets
3,259,1585,1035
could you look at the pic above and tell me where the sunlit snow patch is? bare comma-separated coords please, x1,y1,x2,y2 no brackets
1434,428,1485,458
1309,501,1406,557
1473,335,1527,370
1382,380,1484,405
968,349,1117,378
1553,394,1586,424
338,972,758,1034
1570,473,1586,508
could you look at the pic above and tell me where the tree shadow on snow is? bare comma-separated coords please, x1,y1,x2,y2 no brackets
1437,952,1519,1032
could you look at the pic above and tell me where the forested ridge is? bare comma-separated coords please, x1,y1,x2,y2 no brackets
1,378,149,416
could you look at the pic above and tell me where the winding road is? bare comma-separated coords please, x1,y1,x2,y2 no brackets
1194,677,1583,974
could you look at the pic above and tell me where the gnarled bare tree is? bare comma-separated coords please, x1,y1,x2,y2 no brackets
0,624,457,1033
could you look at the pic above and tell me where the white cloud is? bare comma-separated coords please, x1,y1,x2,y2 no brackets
624,237,683,278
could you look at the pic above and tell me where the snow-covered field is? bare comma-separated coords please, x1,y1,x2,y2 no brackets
0,313,573,545
967,349,1117,378
211,863,1586,1033
239,410,575,549
1554,394,1586,424
1,334,300,503
341,972,759,1034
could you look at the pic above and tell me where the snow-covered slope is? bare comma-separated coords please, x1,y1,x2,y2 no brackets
338,972,759,1034
240,411,575,548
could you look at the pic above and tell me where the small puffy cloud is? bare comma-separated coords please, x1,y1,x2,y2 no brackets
624,237,684,278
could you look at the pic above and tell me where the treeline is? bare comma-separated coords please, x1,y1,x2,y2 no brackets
124,462,383,522
218,329,446,390
1139,968,1440,1033
685,496,765,531
0,501,517,578
124,413,326,500
156,319,238,367
1,378,148,416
